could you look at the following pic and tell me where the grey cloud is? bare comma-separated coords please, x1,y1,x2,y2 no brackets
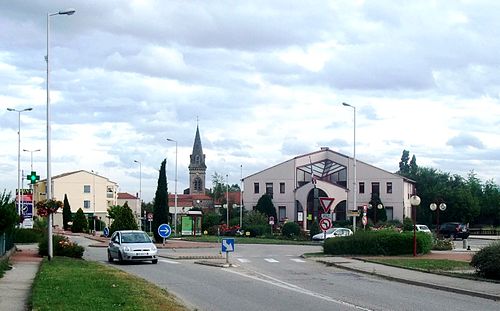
447,133,485,149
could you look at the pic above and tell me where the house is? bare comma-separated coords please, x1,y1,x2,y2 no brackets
33,170,118,228
242,147,415,230
117,192,141,228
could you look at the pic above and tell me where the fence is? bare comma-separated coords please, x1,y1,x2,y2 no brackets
0,232,14,257
469,228,500,236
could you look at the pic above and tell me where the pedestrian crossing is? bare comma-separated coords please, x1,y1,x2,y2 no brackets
158,257,307,265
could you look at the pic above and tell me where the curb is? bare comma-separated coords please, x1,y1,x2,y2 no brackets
160,254,223,260
316,259,500,301
194,260,237,268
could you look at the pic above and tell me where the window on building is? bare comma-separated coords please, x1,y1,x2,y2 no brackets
84,200,91,209
280,182,285,194
386,182,393,194
385,206,393,220
194,177,202,191
359,182,365,194
254,183,259,194
266,183,273,197
279,206,286,221
84,185,91,193
371,182,380,194
195,155,201,165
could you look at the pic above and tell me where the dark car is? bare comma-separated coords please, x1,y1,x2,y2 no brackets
438,222,469,239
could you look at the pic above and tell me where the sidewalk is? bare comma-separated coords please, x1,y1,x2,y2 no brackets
0,244,42,311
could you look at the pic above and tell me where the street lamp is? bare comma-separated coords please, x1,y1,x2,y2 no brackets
166,138,178,236
47,8,75,260
226,174,229,226
7,107,33,217
23,149,41,172
430,202,446,236
134,160,142,230
240,164,243,228
368,202,384,225
409,194,421,257
91,170,98,235
342,102,357,233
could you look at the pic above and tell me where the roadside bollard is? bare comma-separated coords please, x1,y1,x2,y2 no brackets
463,238,468,249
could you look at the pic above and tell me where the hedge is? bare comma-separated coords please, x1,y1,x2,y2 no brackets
38,235,84,259
13,228,44,243
323,230,432,256
470,241,500,280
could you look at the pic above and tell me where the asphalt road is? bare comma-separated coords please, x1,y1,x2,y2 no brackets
71,236,499,311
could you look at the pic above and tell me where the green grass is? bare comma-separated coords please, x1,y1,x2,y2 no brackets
367,258,472,272
181,235,317,245
0,257,11,278
31,257,188,311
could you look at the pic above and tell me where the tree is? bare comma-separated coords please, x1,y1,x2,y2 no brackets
72,208,88,233
255,194,277,219
110,202,138,234
152,159,169,242
0,190,17,234
209,172,226,203
398,150,411,176
367,192,386,224
62,194,72,231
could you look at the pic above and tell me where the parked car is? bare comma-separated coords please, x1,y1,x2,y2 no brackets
415,224,432,234
438,222,470,240
108,230,158,264
312,227,353,241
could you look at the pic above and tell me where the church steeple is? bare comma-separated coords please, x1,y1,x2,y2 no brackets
188,125,206,194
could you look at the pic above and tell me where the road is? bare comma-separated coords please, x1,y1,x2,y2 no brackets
70,236,499,311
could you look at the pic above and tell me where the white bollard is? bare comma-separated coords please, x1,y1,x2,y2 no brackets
463,238,468,249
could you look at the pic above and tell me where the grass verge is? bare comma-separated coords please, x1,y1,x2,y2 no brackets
366,258,472,272
31,257,188,311
0,257,11,278
181,235,317,245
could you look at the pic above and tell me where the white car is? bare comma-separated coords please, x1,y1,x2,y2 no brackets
415,224,432,234
312,227,353,241
107,230,158,264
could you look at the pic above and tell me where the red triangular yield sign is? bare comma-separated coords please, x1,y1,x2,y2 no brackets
319,197,335,213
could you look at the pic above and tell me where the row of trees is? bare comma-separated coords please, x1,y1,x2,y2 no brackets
398,150,500,226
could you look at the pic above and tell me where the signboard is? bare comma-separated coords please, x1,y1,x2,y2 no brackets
103,227,110,237
297,212,303,222
319,197,335,213
222,238,235,252
347,210,360,217
321,213,332,219
21,201,33,218
147,212,153,221
319,218,332,232
158,223,172,238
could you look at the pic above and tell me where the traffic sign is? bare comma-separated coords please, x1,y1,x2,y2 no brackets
158,223,172,238
103,227,110,237
269,216,275,225
362,216,368,226
319,197,335,213
222,238,235,252
319,218,332,232
347,210,360,217
321,213,332,219
147,212,153,222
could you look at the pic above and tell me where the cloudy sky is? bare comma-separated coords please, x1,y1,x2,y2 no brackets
1,0,499,202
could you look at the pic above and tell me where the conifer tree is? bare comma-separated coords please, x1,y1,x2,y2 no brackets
152,159,169,241
72,208,88,233
62,194,72,231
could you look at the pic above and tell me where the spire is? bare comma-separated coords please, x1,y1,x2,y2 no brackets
189,125,206,170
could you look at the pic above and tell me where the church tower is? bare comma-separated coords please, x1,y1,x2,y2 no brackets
188,125,207,195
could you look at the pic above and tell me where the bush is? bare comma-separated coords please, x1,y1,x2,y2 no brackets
72,208,88,233
13,228,44,243
38,234,84,259
432,238,454,250
282,222,300,238
202,212,221,232
402,217,413,231
323,230,432,256
309,221,320,239
244,225,269,237
470,241,500,280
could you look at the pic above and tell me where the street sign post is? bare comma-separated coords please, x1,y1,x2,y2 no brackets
147,212,153,233
158,223,172,246
319,218,332,232
222,238,235,264
103,227,110,237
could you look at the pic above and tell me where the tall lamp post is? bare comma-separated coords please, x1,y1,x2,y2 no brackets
23,149,41,172
342,102,357,233
166,138,178,236
47,8,75,260
240,165,243,228
91,170,98,235
134,160,142,230
430,202,446,236
226,174,229,226
7,107,33,217
410,194,421,257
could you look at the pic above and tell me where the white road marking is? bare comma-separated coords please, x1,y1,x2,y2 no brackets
264,258,279,263
290,258,306,263
224,269,373,311
237,258,251,263
159,259,180,264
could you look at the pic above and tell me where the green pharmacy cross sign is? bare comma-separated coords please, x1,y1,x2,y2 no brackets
27,171,40,185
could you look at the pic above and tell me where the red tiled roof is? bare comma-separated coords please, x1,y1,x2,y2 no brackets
118,192,138,200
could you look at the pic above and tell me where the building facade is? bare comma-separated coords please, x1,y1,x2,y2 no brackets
242,148,415,230
34,170,118,228
117,192,141,228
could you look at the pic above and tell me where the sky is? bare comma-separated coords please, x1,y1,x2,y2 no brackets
1,0,499,203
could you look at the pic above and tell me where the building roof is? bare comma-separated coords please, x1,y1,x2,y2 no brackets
38,170,118,185
118,192,138,200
